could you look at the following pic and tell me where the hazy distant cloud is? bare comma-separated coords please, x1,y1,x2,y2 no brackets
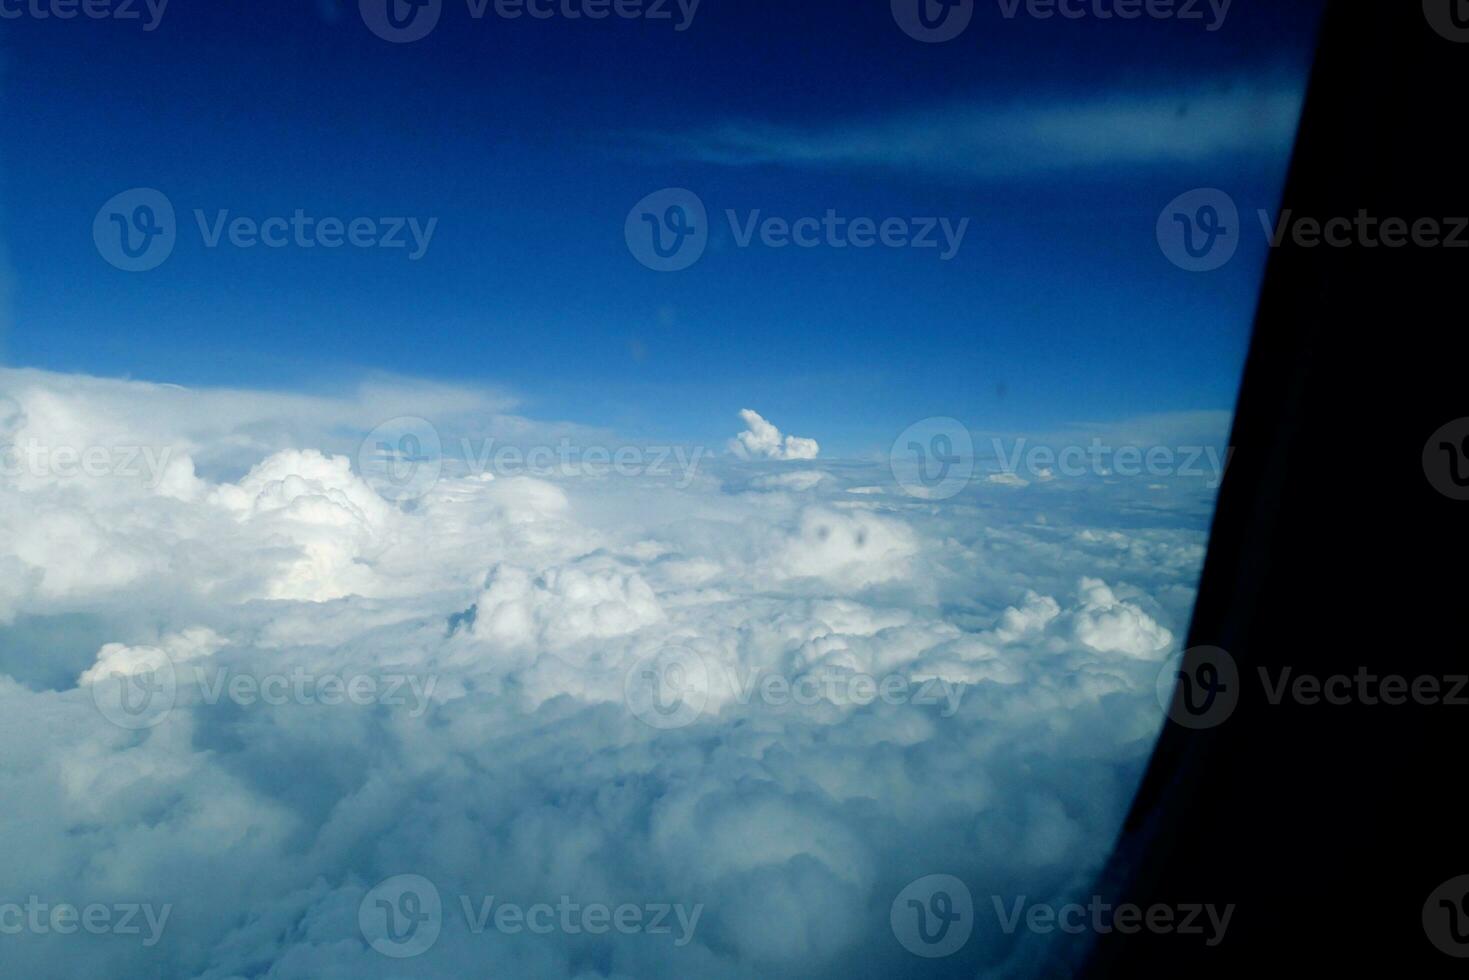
639,80,1304,180
991,410,1236,451
0,366,536,480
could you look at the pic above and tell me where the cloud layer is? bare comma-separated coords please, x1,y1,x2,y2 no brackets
0,369,1217,979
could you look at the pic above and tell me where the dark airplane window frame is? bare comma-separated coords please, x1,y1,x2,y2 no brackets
1084,1,1468,974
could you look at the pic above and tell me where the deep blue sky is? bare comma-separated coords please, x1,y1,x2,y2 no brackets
0,0,1322,451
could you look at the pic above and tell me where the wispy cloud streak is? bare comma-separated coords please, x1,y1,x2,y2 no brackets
638,80,1305,180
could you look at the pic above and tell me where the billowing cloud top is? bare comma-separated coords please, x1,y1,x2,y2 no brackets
730,409,820,461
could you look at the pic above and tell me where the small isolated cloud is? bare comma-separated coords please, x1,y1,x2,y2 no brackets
730,409,819,461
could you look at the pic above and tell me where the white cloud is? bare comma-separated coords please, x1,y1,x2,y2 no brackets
750,470,828,492
729,409,819,461
639,79,1304,181
1072,577,1174,660
0,370,1216,979
78,627,225,685
471,558,666,652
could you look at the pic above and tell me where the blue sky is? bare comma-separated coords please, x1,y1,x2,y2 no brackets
0,0,1321,453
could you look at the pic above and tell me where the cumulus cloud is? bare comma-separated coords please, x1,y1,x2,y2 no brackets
0,370,1216,979
729,409,819,461
1072,578,1174,660
471,559,666,651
